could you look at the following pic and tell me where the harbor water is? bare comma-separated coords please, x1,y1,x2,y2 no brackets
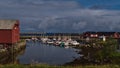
17,41,81,65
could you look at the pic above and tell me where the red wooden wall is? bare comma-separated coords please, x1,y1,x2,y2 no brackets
0,30,12,44
12,22,20,43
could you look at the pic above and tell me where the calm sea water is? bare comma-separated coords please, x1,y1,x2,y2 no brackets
17,41,81,65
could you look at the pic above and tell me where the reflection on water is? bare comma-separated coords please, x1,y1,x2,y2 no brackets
18,41,80,65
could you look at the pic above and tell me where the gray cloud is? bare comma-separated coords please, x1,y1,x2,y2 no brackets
0,0,120,32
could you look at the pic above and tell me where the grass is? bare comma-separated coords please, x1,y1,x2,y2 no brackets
0,64,120,68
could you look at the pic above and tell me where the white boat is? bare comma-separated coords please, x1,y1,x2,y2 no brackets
56,41,61,44
71,41,79,46
54,41,61,45
41,38,48,43
26,39,31,41
64,41,70,46
53,38,56,41
47,40,54,44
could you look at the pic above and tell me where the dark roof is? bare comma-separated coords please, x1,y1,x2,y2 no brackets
0,20,18,29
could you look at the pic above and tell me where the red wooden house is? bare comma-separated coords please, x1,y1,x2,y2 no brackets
83,31,120,39
83,32,98,38
0,20,20,44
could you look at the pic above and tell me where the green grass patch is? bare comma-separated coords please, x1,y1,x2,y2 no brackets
0,64,120,68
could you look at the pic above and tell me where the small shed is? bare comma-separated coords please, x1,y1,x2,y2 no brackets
0,20,20,44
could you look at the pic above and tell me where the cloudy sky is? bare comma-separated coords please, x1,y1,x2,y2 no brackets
1,0,120,32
